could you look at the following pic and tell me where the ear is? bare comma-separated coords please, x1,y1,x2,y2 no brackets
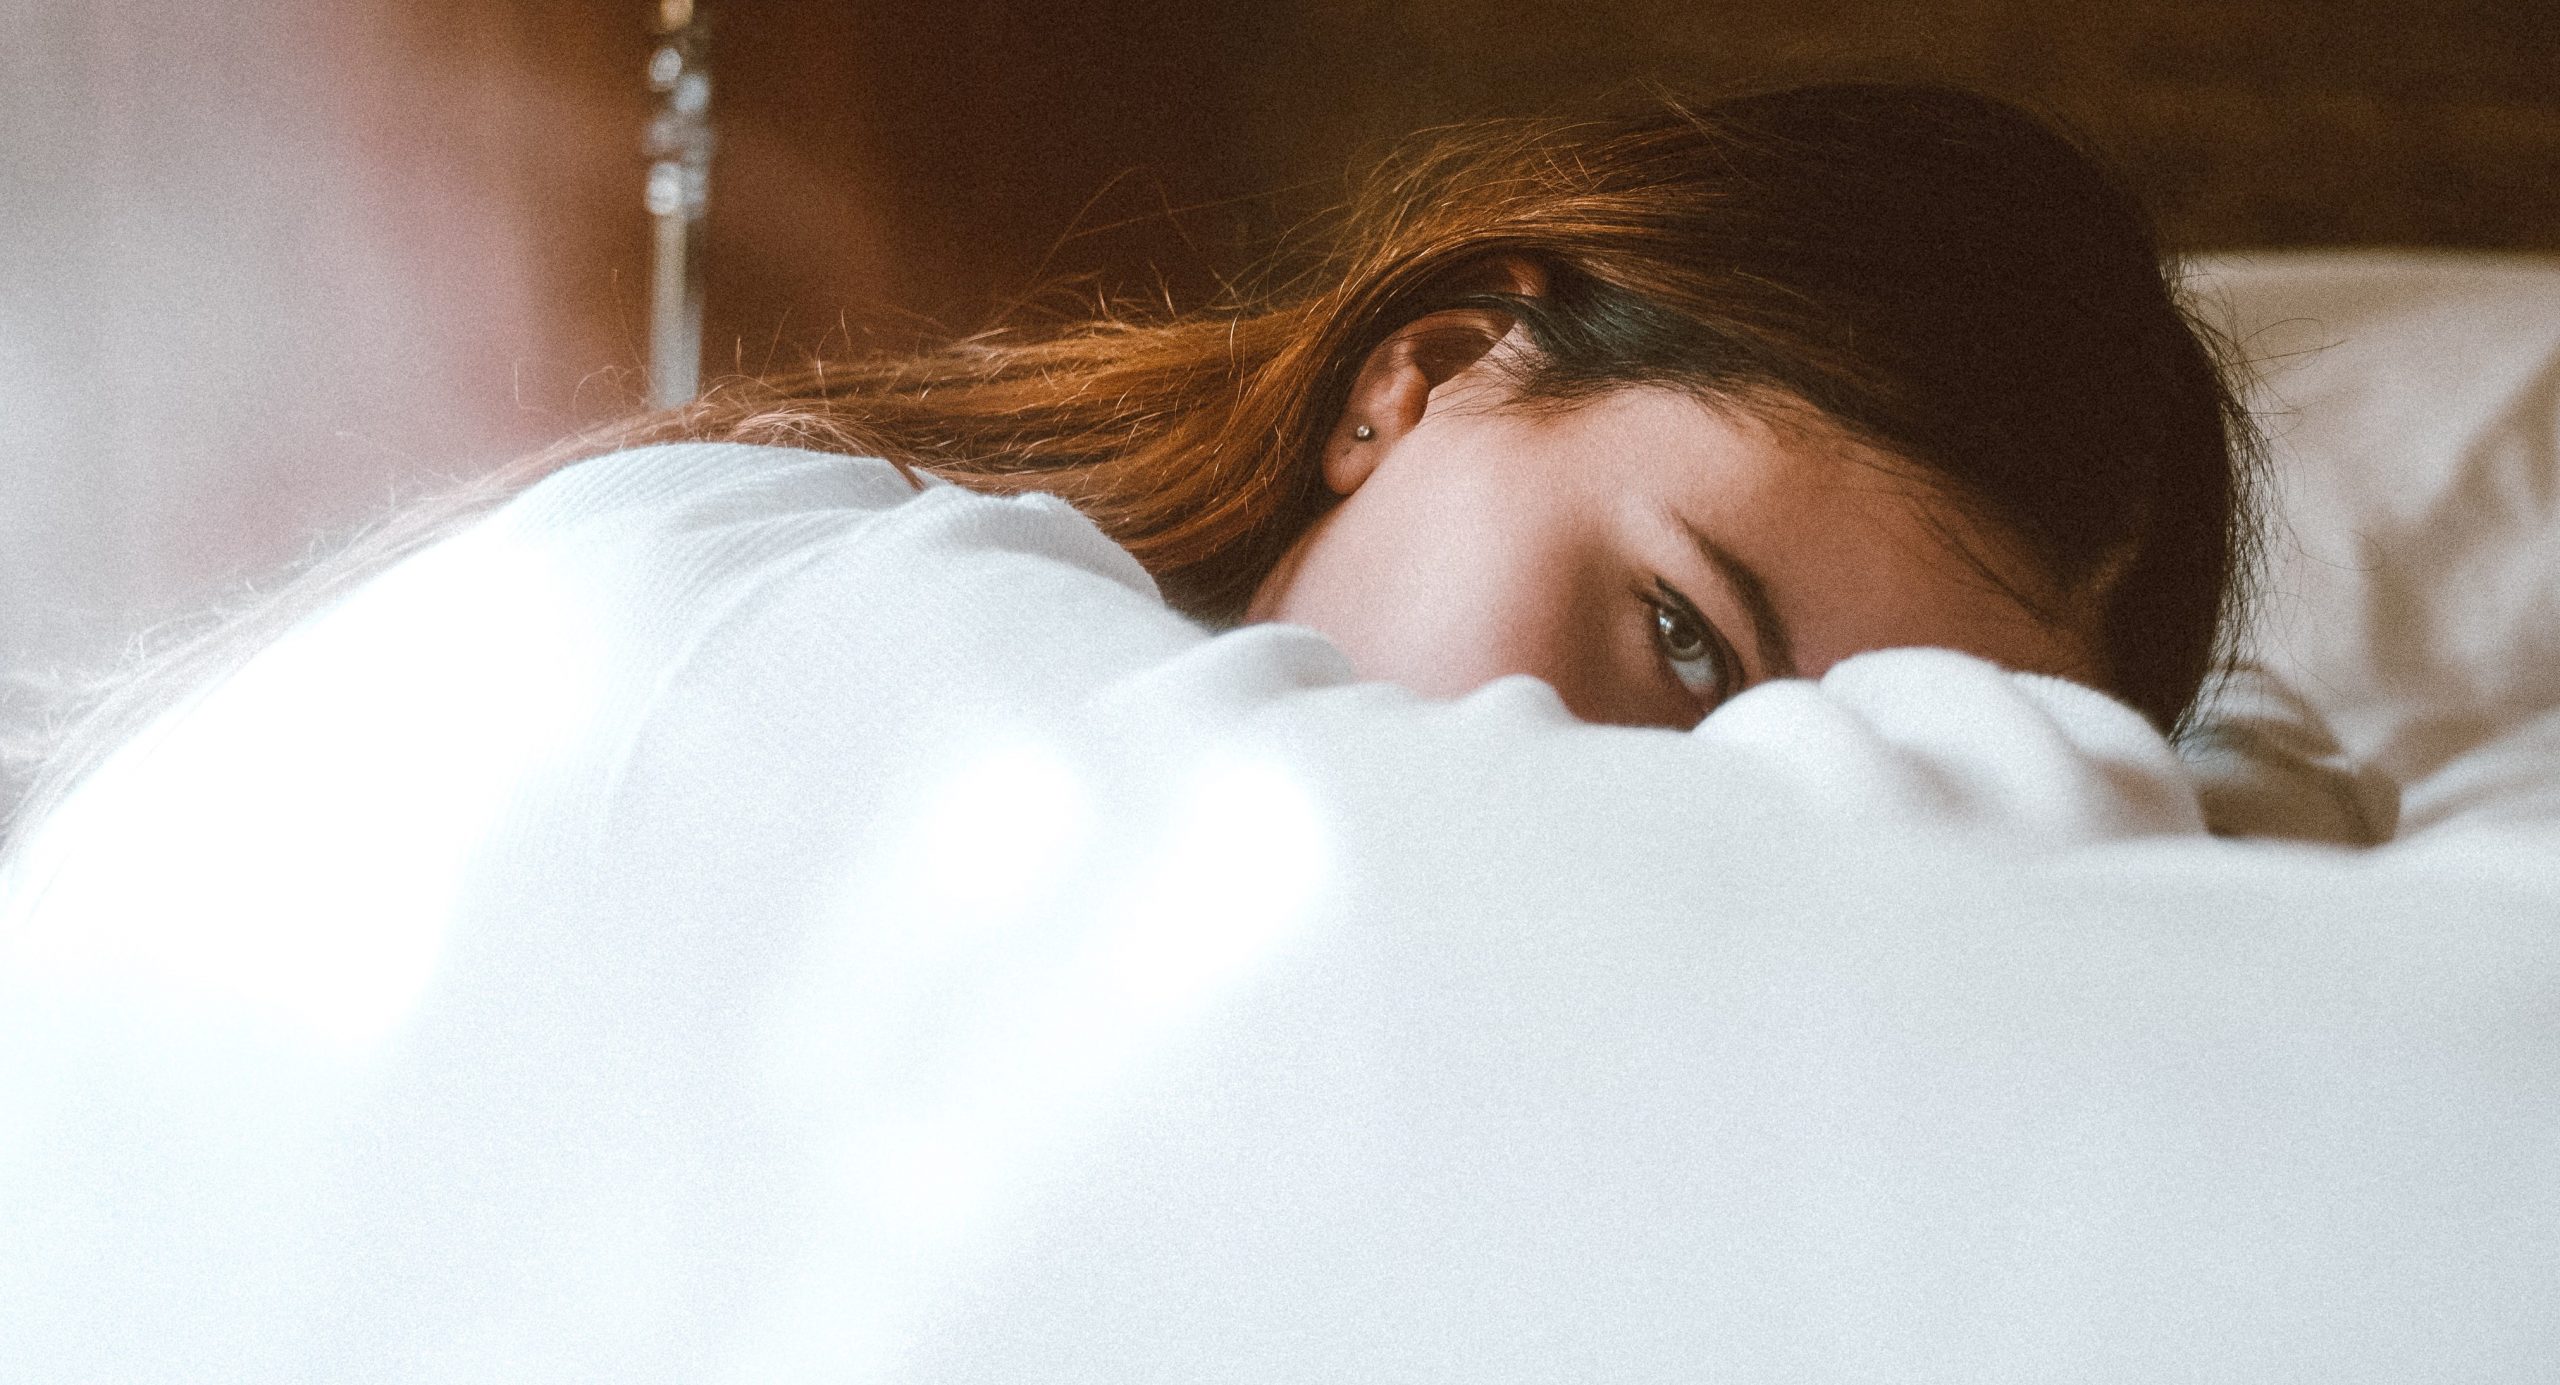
1322,253,1551,496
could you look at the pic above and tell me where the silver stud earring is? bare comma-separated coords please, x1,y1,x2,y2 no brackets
1351,424,1376,441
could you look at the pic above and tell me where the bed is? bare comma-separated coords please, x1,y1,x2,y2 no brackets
2,250,2555,1380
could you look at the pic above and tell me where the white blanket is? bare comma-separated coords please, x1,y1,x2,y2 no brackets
4,254,2557,1382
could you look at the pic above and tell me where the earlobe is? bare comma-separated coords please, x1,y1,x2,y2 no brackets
1322,417,1390,494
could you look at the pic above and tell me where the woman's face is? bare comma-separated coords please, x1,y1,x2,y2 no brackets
1245,331,2104,729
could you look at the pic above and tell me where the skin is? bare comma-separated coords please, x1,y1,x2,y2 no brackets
1244,296,2107,731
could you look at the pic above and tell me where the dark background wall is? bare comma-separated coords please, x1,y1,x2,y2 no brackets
678,0,2559,355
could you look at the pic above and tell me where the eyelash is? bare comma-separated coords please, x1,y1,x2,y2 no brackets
1646,578,1742,710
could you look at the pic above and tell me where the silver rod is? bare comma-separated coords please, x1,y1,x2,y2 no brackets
644,3,712,409
647,212,701,408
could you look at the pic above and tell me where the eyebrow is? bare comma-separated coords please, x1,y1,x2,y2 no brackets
1690,530,1799,681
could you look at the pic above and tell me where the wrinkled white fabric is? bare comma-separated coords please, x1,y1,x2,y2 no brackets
2,443,2553,1383
2185,251,2560,793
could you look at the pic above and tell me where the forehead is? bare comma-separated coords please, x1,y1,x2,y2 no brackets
1540,385,2102,683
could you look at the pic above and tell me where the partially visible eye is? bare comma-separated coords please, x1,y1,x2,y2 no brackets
1648,578,1740,709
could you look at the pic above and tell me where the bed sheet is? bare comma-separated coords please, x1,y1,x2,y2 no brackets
2184,251,2560,823
2,255,2557,1382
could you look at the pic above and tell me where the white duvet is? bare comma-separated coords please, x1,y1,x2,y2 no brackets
3,252,2556,1381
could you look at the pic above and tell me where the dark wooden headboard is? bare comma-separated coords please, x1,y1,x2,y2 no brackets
676,0,2555,351
1239,0,2557,255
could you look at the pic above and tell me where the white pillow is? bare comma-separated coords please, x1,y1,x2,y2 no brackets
2179,251,2560,837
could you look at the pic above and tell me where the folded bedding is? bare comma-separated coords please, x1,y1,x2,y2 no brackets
3,252,2556,1381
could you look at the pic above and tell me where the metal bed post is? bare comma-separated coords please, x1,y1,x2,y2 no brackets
644,0,713,409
